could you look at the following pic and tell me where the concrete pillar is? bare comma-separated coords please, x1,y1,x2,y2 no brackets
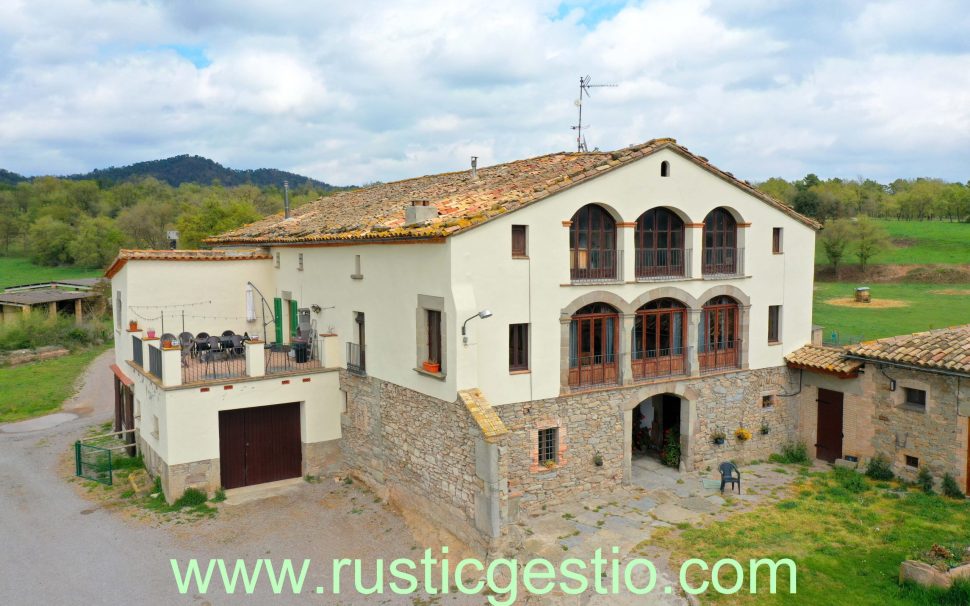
319,334,341,368
474,436,502,539
161,346,182,387
245,339,265,377
686,224,703,278
74,299,83,324
621,313,636,385
619,223,636,282
687,309,702,376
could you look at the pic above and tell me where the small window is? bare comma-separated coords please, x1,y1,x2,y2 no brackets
353,254,362,279
904,388,926,409
426,309,442,365
762,395,775,408
768,305,781,343
274,252,281,268
298,253,304,271
509,323,529,371
538,427,558,465
511,225,528,258
772,228,783,253
905,455,919,468
115,291,122,328
660,160,670,177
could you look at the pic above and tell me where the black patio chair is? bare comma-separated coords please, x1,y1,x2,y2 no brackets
221,329,235,337
719,462,741,494
230,334,245,357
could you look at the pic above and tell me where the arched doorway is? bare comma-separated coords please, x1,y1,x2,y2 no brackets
631,393,683,467
568,302,620,388
699,295,740,371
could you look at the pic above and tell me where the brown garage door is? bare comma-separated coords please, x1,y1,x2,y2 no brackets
219,402,302,489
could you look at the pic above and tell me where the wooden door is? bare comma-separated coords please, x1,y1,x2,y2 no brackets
816,388,844,463
219,402,302,489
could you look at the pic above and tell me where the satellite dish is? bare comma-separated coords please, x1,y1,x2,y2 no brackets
574,99,581,107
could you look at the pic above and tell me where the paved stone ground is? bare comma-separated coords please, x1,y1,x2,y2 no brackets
513,454,827,604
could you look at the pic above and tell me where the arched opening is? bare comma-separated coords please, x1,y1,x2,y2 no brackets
660,161,670,177
699,295,740,371
635,207,686,279
702,207,738,275
632,298,687,380
569,204,617,282
568,302,619,387
632,393,683,470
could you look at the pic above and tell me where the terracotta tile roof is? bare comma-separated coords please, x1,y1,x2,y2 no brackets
846,325,970,375
105,248,271,278
206,138,820,245
785,345,863,377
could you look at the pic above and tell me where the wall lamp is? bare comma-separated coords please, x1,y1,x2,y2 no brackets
462,310,493,344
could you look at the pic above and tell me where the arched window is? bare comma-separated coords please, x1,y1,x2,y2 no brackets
660,161,670,177
635,208,685,278
699,295,740,371
632,298,687,379
569,204,617,281
569,303,619,387
702,208,738,275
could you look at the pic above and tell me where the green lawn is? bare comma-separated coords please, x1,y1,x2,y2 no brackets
814,219,970,265
0,345,109,423
813,282,970,342
654,469,970,605
0,256,103,289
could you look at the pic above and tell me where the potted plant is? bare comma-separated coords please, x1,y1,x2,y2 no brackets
760,418,770,435
593,452,604,467
543,459,556,469
711,428,727,445
146,328,157,339
735,427,752,442
128,320,138,331
422,360,441,373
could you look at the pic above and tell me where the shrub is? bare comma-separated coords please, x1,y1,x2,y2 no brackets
661,428,681,468
211,487,227,503
834,467,868,493
0,314,111,352
865,455,895,480
942,473,964,499
769,441,810,465
173,488,208,508
918,467,935,494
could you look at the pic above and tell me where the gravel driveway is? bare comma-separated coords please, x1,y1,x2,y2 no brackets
0,351,480,605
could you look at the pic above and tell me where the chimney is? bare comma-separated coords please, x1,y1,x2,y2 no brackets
470,156,478,180
405,200,439,226
283,180,290,219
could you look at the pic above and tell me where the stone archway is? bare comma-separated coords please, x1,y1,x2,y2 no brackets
621,383,700,483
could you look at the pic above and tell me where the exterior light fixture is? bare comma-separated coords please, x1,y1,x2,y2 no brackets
462,310,493,344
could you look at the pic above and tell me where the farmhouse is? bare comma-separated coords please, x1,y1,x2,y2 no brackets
108,138,829,550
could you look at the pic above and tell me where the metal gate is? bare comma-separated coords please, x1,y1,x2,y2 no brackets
74,428,137,486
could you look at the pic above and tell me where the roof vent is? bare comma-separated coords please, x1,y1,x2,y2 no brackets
405,200,438,226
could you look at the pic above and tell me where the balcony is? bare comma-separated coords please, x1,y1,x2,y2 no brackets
569,249,621,284
635,248,690,281
702,247,745,277
699,340,742,373
346,342,366,376
631,348,687,381
568,354,620,389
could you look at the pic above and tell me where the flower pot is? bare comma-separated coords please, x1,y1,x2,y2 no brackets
422,360,441,373
162,339,173,348
128,321,138,331
147,330,156,339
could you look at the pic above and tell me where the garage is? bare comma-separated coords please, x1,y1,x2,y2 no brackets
218,402,302,489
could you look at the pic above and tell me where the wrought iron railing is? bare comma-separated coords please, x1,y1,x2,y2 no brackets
346,342,366,376
567,353,620,388
631,348,688,380
132,335,143,367
183,350,246,383
699,339,742,372
702,247,745,276
265,343,321,374
569,249,621,283
635,248,690,280
147,345,163,380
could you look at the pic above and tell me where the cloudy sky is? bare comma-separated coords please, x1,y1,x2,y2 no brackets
0,0,968,185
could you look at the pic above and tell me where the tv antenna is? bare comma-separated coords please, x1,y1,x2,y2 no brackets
571,75,617,152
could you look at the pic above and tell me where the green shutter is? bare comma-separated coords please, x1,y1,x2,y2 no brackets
274,297,283,344
289,299,299,338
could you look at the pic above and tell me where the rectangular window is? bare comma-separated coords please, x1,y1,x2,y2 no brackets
772,227,783,253
274,252,280,268
509,323,529,371
298,253,304,271
762,395,775,408
904,388,926,409
512,225,528,257
905,455,919,468
115,291,122,328
768,305,781,343
538,427,558,465
426,309,441,365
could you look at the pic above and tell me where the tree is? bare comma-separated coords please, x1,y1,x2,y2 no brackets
853,216,890,273
68,216,125,268
792,189,820,218
116,200,178,248
819,219,853,278
757,178,796,206
176,198,261,248
28,216,75,265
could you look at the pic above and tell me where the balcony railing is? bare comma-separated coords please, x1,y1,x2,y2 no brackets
631,348,687,380
132,336,143,367
635,248,690,281
265,343,320,374
699,340,742,372
702,247,744,276
346,342,366,376
568,354,620,388
147,345,163,380
569,249,621,283
182,352,247,383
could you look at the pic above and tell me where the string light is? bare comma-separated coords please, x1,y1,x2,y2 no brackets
128,300,214,309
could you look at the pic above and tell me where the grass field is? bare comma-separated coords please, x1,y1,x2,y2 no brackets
0,345,109,423
0,256,103,289
654,468,970,605
813,282,970,341
814,219,970,266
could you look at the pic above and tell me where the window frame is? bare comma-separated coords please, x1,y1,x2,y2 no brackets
772,227,783,254
509,323,529,372
635,208,686,278
537,427,559,465
569,204,617,281
426,309,442,365
702,208,738,275
767,305,781,344
511,225,528,258
903,387,927,409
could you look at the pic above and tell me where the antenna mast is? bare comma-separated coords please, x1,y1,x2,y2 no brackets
571,75,617,152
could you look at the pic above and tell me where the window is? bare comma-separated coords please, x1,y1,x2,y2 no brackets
569,204,617,281
115,291,122,329
632,299,687,379
298,253,304,271
762,395,775,408
905,455,919,468
768,305,781,343
660,160,670,177
699,296,740,371
509,323,529,371
702,208,738,275
772,227,783,253
351,254,363,279
635,208,685,278
904,388,926,409
426,309,442,365
511,225,528,258
538,427,559,465
568,303,619,387
274,252,280,268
